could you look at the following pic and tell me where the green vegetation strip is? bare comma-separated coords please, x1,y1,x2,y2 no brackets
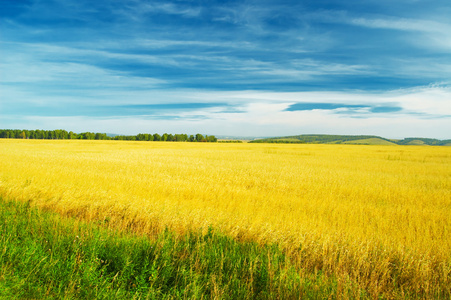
0,198,358,299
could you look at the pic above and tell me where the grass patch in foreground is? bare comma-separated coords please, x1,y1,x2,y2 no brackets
0,198,362,299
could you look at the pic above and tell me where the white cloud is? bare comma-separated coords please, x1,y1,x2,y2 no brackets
3,85,449,138
6,106,448,139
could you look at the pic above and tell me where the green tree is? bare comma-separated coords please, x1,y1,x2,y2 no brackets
136,133,146,141
195,133,204,142
206,135,217,142
175,134,188,142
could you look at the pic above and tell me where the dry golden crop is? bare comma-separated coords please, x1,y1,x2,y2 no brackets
0,139,449,298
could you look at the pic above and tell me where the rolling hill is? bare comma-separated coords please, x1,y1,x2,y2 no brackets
250,135,451,146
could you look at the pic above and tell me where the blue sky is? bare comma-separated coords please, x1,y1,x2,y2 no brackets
1,0,450,138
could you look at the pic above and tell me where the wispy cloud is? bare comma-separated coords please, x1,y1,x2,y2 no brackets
350,17,442,32
349,16,451,50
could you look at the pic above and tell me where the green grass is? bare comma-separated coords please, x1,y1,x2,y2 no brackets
404,139,426,145
0,198,363,299
342,138,397,145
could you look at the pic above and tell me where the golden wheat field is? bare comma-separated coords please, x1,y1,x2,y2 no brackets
0,139,450,297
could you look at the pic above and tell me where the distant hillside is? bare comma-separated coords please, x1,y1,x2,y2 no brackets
250,135,451,146
396,138,451,146
342,138,397,146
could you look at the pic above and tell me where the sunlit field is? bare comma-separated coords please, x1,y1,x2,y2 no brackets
1,139,449,298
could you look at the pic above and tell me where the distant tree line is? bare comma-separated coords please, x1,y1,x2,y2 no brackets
250,139,305,144
114,133,217,142
0,129,107,140
218,140,244,143
0,129,217,142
